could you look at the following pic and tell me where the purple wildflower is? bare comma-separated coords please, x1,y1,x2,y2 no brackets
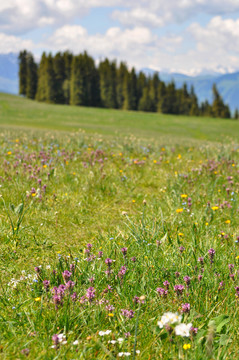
121,247,128,256
133,296,145,304
118,266,127,278
228,264,235,273
190,327,198,335
179,246,185,253
105,258,113,266
174,284,185,296
71,292,78,302
65,280,75,290
163,280,170,290
156,288,168,297
34,266,41,274
62,270,72,282
183,276,191,287
105,304,115,312
208,248,215,264
121,309,135,319
70,263,75,272
181,303,190,313
43,280,50,291
86,287,96,302
198,257,204,266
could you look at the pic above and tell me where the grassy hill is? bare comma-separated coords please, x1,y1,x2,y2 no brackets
0,93,239,145
0,92,239,359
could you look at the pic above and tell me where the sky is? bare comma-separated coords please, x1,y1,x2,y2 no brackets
1,0,239,75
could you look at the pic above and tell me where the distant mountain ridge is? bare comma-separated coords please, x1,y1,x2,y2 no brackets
0,53,238,113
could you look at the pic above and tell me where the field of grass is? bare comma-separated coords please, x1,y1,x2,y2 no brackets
0,93,239,359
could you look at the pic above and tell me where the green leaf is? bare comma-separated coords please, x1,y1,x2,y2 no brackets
216,317,230,334
14,203,24,215
219,334,232,346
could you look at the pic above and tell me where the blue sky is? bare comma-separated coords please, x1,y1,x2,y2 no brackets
1,0,239,75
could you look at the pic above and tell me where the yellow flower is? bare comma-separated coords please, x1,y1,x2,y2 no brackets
225,220,231,224
183,344,191,350
214,171,217,174
119,170,123,173
7,151,12,155
108,313,114,317
35,297,41,302
31,193,36,197
153,160,157,163
206,222,209,226
178,233,184,236
181,194,188,198
177,154,181,159
15,139,19,143
232,164,235,167
65,161,69,165
43,164,47,168
236,256,239,260
176,208,183,213
73,172,76,175
161,147,165,151
132,200,136,203
211,206,219,211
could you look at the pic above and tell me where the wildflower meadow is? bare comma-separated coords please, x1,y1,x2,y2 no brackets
0,93,239,359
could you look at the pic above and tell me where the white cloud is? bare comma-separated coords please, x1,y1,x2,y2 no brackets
44,25,156,60
2,0,239,35
189,16,239,52
0,32,33,53
112,1,239,28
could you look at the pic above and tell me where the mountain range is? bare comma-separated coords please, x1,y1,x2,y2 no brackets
0,53,238,113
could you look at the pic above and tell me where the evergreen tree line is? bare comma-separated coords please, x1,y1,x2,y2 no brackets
19,50,235,119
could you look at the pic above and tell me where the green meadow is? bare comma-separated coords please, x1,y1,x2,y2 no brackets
0,93,239,359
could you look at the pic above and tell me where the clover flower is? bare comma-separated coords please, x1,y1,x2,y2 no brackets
157,312,182,328
175,323,192,337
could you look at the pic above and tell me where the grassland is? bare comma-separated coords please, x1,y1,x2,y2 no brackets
0,93,239,359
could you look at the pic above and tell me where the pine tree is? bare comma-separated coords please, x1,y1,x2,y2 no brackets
36,53,56,103
116,62,128,109
62,51,73,104
53,52,66,104
26,53,38,99
98,59,117,108
123,68,137,110
189,85,199,116
211,84,230,118
36,52,47,102
137,72,147,110
18,50,28,96
70,54,85,106
138,85,154,112
45,54,57,103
